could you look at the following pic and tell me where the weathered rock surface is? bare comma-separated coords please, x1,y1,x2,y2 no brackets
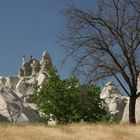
0,51,52,123
0,84,39,123
121,98,140,123
101,82,128,118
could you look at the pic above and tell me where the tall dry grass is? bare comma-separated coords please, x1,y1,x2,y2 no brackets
0,123,139,140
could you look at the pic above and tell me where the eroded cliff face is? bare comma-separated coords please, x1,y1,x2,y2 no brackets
121,98,140,123
100,82,128,119
0,51,53,123
101,81,140,123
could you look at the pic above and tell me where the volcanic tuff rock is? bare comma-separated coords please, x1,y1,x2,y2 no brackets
100,82,128,119
0,51,53,123
121,98,140,123
101,81,140,122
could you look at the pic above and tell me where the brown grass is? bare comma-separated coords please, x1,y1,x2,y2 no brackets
0,123,139,140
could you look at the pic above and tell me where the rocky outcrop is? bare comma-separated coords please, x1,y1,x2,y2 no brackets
19,51,52,77
0,51,53,123
101,82,128,118
101,80,140,123
121,98,140,123
0,84,39,123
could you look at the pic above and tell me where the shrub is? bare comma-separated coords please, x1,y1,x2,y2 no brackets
31,68,108,124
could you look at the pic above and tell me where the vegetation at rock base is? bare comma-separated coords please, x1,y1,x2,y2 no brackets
31,68,107,124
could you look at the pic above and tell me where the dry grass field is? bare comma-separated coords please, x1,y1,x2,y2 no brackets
0,123,139,140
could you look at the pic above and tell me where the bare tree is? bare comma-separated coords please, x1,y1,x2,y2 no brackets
6,102,22,123
62,0,140,124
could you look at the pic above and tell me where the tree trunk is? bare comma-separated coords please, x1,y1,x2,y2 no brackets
129,96,136,124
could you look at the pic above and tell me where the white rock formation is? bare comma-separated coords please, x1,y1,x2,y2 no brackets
0,51,53,123
5,77,20,90
120,73,140,123
101,82,128,118
0,84,39,123
121,98,140,123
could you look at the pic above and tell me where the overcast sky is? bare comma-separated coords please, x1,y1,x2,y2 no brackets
0,0,97,78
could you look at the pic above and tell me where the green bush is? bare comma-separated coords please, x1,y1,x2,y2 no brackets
31,68,108,124
78,84,107,122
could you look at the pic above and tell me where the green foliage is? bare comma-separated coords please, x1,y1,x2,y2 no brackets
78,84,107,122
100,114,121,124
31,68,108,124
108,114,121,123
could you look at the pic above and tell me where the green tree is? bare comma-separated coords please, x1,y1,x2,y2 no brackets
31,68,107,124
78,84,107,122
